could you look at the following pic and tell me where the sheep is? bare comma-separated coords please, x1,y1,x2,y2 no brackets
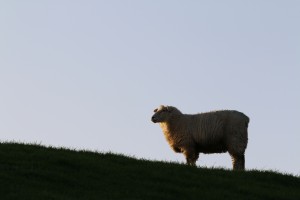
151,105,249,170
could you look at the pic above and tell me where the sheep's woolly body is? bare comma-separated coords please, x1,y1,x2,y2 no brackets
152,106,249,170
162,111,248,154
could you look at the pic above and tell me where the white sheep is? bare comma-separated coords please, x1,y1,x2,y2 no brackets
151,105,249,170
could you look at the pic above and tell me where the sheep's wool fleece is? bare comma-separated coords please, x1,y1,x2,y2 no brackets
160,109,249,155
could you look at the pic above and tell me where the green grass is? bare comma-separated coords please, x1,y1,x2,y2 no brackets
0,142,299,200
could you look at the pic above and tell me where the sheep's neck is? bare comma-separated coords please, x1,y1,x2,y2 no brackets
160,116,184,152
159,115,185,147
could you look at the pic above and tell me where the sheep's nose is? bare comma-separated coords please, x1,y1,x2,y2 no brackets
151,116,156,122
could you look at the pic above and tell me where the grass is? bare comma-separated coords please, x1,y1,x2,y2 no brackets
0,142,299,200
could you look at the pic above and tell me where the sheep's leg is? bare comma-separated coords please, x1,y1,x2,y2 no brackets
230,154,245,170
183,150,199,166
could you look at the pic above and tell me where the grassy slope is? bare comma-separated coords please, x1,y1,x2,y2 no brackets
0,143,299,200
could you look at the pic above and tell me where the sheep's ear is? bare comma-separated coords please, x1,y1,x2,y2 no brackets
154,108,158,112
166,106,172,112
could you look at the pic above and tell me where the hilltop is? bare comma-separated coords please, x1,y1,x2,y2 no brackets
0,142,299,200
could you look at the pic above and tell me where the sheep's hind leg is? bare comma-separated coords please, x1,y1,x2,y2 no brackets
230,154,245,170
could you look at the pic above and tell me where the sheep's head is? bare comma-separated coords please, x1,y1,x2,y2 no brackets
151,105,181,123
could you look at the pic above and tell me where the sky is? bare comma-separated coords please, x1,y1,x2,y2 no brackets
0,1,299,175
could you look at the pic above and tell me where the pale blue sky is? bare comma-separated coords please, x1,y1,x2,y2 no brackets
1,1,299,175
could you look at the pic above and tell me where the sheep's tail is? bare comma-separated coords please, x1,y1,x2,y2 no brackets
244,115,250,128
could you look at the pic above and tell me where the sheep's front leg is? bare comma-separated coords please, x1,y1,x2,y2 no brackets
183,149,199,166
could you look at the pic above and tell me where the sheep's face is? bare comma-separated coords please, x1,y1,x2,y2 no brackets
151,105,173,123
